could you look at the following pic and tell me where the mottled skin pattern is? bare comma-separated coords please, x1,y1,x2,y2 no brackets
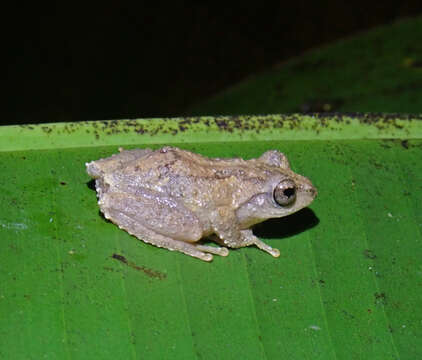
86,146,317,261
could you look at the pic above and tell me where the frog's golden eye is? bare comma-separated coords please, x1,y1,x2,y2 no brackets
274,179,297,206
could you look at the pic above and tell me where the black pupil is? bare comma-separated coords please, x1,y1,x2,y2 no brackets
283,187,295,198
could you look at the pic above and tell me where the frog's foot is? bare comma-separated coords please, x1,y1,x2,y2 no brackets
195,244,229,257
240,229,280,258
105,208,214,262
253,238,280,257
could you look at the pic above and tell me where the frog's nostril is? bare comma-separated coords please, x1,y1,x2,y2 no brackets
306,186,317,198
301,181,317,196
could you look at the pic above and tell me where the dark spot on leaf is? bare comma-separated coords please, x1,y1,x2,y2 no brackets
342,310,355,319
363,249,377,259
103,266,116,272
112,253,167,280
112,253,127,263
41,126,52,134
374,292,387,306
380,140,392,149
401,139,409,149
60,181,67,186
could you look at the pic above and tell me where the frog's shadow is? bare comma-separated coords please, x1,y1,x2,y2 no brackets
87,179,96,192
253,208,319,239
87,180,109,221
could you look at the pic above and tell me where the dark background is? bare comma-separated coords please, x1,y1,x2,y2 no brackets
5,2,422,125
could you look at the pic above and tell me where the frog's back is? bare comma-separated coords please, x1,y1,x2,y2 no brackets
86,148,153,179
130,146,271,179
125,147,277,204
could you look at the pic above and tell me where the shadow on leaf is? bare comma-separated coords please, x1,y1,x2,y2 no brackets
87,179,96,191
253,207,319,239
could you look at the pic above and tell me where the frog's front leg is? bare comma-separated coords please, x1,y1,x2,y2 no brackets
212,207,280,257
99,191,228,261
240,229,280,257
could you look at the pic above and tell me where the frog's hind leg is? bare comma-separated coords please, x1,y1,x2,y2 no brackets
105,208,215,261
100,191,230,261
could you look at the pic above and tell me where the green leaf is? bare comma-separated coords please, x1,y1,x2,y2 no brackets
188,16,422,116
1,115,421,359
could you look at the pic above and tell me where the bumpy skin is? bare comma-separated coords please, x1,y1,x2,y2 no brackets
86,146,317,261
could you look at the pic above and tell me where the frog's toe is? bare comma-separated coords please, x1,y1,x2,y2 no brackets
195,244,229,257
269,248,280,257
252,238,280,258
201,253,213,262
219,247,230,256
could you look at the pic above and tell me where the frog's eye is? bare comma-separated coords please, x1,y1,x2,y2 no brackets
274,179,297,206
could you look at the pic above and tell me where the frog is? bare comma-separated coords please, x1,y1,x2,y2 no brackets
86,146,317,261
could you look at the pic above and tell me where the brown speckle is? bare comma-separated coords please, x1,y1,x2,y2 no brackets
112,253,127,263
14,114,422,141
364,249,377,259
41,126,52,134
112,253,167,280
374,292,387,306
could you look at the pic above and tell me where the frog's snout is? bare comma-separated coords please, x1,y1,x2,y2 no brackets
299,179,317,207
306,183,318,199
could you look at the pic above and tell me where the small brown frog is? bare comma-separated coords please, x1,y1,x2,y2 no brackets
86,146,317,261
